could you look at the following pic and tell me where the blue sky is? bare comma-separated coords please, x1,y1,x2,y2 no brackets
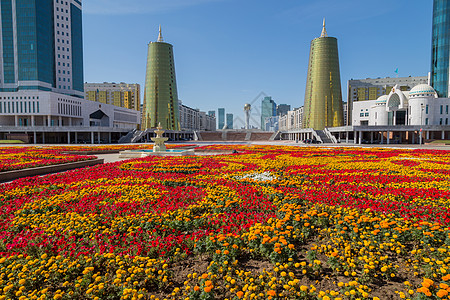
83,0,433,128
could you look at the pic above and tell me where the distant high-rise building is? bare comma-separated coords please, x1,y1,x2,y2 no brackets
303,19,344,130
347,76,427,125
208,110,215,117
261,96,276,130
85,82,140,111
0,0,84,97
142,26,179,130
430,0,450,97
226,113,233,129
218,108,225,129
276,104,291,116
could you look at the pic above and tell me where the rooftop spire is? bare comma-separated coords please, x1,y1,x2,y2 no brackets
320,18,328,37
157,25,164,42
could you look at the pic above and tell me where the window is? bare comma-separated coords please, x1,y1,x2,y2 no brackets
33,102,35,113
426,105,429,114
447,105,449,114
441,105,443,114
425,118,428,125
364,113,369,117
446,118,448,125
440,118,443,125
360,113,364,117
37,102,39,113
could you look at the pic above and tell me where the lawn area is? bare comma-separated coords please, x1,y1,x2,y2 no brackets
0,145,449,299
0,140,25,144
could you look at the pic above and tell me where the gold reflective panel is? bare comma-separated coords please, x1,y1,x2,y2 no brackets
142,28,180,130
303,36,344,130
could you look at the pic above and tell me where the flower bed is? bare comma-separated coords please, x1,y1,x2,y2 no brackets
0,145,449,299
0,147,95,172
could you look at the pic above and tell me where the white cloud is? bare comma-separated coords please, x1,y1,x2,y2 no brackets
83,0,223,15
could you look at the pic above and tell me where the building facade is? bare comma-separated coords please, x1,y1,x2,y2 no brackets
142,27,180,130
352,84,450,127
431,0,450,97
226,113,233,129
261,96,276,130
279,107,304,131
179,101,216,131
264,116,279,131
0,0,83,97
0,0,140,144
347,76,428,125
303,20,344,130
276,104,291,116
85,82,140,111
218,108,225,129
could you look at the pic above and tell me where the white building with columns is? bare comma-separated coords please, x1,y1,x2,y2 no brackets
352,84,450,127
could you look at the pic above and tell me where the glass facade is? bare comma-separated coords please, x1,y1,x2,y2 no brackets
0,0,83,96
303,36,344,130
1,0,14,84
143,39,180,130
226,113,233,129
15,0,54,86
71,3,84,93
218,108,225,129
261,96,276,130
431,0,450,97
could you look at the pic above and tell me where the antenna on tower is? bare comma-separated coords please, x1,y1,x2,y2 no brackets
157,25,164,42
320,18,328,37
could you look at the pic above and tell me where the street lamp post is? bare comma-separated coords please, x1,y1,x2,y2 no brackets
420,103,424,145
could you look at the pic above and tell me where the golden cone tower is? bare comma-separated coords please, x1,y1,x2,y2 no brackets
303,19,344,130
142,26,180,130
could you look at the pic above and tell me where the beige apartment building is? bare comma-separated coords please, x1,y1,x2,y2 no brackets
84,82,140,111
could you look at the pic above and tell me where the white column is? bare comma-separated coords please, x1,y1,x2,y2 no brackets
59,116,62,127
442,130,445,140
75,132,78,143
69,117,72,126
354,131,357,144
91,132,94,144
426,131,430,139
14,115,18,127
97,132,100,144
33,132,37,144
381,132,384,144
346,132,349,143
358,131,362,144
47,115,51,127
387,131,390,144
370,132,373,144
42,132,45,144
108,132,111,143
31,115,35,126
67,132,70,144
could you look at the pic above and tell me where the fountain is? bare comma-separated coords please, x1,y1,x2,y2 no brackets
151,123,169,152
119,123,195,158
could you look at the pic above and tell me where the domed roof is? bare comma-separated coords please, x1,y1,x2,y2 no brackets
375,95,388,103
409,84,436,96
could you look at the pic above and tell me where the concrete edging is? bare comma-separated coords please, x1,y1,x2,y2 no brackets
0,158,104,183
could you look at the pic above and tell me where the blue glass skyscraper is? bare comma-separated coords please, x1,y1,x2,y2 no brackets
431,0,450,98
0,0,84,97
